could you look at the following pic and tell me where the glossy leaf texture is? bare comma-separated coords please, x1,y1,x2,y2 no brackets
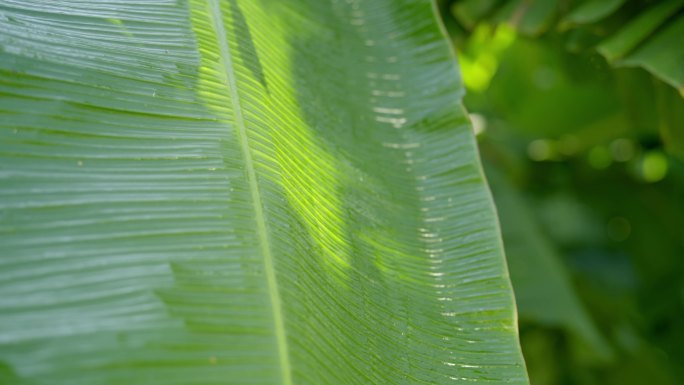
0,1,528,384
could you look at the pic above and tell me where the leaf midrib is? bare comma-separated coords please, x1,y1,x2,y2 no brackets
207,1,292,384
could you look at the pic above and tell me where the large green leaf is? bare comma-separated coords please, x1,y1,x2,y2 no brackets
0,1,528,384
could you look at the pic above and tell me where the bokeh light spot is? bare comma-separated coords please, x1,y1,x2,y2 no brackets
528,139,555,161
640,151,668,182
610,138,635,162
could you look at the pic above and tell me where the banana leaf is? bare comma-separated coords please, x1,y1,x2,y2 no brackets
0,1,528,384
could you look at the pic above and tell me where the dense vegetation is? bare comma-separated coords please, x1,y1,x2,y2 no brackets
440,0,684,383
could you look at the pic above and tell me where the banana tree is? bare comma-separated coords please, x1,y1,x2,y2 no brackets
0,0,528,384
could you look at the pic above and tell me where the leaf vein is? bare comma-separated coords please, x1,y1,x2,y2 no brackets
207,1,292,384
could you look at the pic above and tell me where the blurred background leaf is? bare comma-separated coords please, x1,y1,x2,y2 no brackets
484,162,613,364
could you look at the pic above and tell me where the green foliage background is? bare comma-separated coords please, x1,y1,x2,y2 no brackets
440,0,684,383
